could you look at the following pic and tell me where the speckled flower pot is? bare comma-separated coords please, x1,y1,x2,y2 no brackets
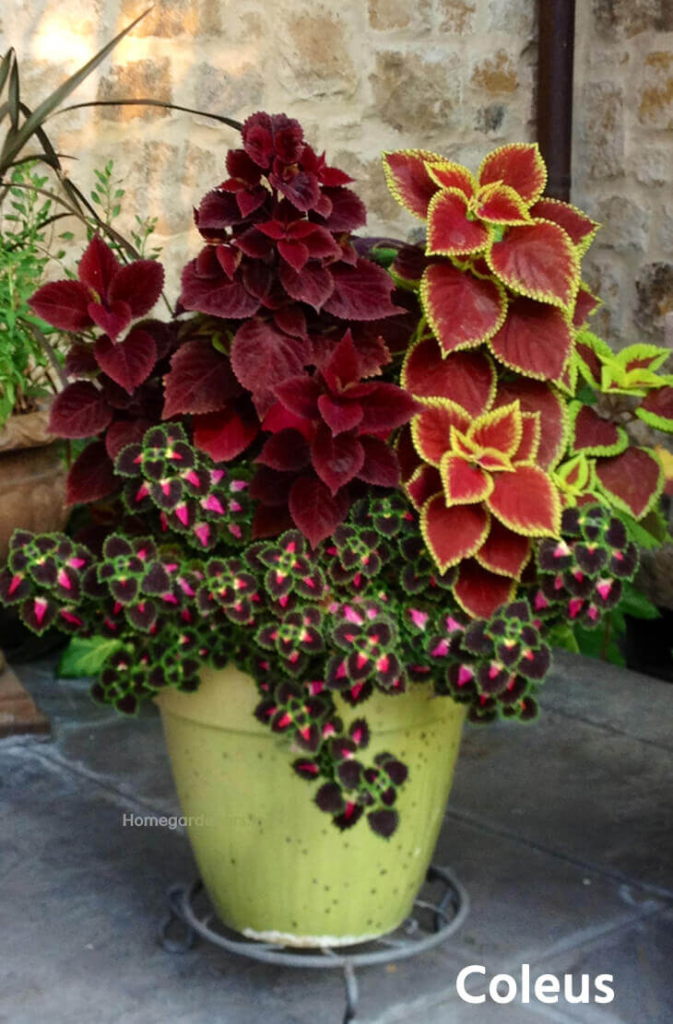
157,664,466,948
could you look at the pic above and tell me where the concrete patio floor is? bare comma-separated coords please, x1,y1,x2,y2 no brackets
0,650,671,1024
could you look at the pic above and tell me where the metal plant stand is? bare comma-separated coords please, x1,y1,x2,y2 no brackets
159,864,469,1023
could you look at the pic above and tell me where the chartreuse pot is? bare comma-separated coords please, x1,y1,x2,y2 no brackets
157,664,466,948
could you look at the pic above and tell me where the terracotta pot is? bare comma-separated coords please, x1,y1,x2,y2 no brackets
158,664,466,948
0,410,68,564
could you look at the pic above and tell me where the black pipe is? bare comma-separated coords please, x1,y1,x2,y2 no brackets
536,0,576,201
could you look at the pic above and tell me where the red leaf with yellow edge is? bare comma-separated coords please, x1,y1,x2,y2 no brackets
529,198,599,253
487,463,561,536
402,336,496,415
489,295,573,383
474,518,531,579
424,161,476,198
474,183,531,225
487,221,579,310
412,401,471,465
421,496,489,572
595,447,664,520
426,189,490,257
421,263,507,355
636,385,673,432
440,453,493,505
570,404,627,457
468,402,522,457
382,149,444,220
453,559,516,619
406,464,442,509
572,285,600,329
513,411,541,464
478,143,547,205
477,449,515,471
493,379,566,470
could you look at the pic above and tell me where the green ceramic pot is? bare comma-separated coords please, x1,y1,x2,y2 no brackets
158,664,466,948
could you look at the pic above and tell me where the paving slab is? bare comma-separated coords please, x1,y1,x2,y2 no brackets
450,706,673,894
1,653,672,1024
544,651,673,752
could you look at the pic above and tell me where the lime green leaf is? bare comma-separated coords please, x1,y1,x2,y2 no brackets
57,635,123,679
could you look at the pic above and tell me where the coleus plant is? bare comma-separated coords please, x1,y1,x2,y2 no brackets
5,123,672,838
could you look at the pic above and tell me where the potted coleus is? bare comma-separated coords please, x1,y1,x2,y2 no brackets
2,114,672,947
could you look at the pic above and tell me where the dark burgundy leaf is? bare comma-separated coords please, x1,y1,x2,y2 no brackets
235,227,275,259
193,400,259,462
250,465,297,507
65,343,98,378
318,394,363,435
270,169,320,212
357,437,400,487
66,441,117,505
320,187,367,232
87,298,132,340
109,260,165,317
358,384,419,431
28,280,93,331
279,261,334,310
180,256,261,318
231,320,308,410
323,259,403,321
196,189,245,232
105,419,152,459
256,429,310,471
163,340,240,418
289,475,350,546
49,381,113,439
252,503,295,538
77,234,119,297
94,329,157,394
274,305,307,338
274,375,322,420
311,424,364,493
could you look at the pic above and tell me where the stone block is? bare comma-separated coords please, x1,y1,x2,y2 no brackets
119,0,223,37
96,58,173,121
368,0,415,31
486,0,537,37
575,82,625,180
595,194,650,253
189,60,264,123
592,0,673,39
370,49,462,135
631,144,670,187
635,262,673,341
638,50,673,129
275,11,356,100
474,102,507,135
436,0,477,35
471,49,519,95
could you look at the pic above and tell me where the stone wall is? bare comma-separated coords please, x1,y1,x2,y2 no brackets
573,0,673,347
2,0,672,344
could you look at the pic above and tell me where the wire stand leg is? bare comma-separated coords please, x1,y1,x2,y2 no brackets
343,963,359,1024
